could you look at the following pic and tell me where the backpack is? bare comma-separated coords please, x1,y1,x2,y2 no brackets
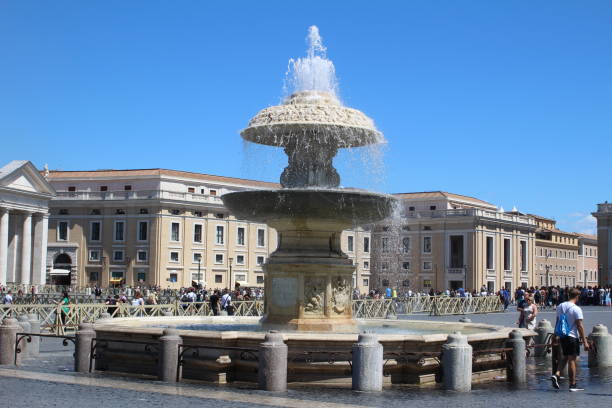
554,305,573,338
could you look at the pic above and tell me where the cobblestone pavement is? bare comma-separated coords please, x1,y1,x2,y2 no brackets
0,307,610,408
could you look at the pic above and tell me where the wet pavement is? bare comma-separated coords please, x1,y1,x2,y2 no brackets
1,307,610,407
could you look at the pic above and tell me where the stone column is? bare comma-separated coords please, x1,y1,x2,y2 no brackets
158,328,182,382
534,319,553,357
27,313,41,357
16,316,31,358
441,332,472,392
0,318,20,365
588,324,612,368
352,332,383,392
32,214,49,286
20,212,32,285
506,330,527,384
258,331,288,391
74,323,96,372
0,208,8,286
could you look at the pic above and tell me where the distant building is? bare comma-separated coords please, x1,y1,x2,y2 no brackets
370,192,536,293
593,202,612,286
576,233,598,287
0,160,55,286
45,168,371,290
531,214,579,287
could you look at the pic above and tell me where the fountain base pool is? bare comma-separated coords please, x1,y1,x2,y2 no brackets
91,316,535,386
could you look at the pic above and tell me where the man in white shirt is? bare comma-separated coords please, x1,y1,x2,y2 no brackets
551,288,589,392
221,290,233,316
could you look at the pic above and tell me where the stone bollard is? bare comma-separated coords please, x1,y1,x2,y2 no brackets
352,332,383,392
258,331,288,392
0,318,21,365
506,330,526,384
158,328,182,382
533,319,553,358
459,317,472,323
441,332,472,392
27,313,41,357
588,324,612,368
16,315,31,359
74,323,96,373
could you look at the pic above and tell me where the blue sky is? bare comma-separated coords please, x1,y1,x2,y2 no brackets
1,1,610,234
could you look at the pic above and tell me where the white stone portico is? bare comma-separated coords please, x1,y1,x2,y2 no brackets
0,160,55,286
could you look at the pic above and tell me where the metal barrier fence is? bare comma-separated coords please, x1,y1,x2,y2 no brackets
0,296,503,335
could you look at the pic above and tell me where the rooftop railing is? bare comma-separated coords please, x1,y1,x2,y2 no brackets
596,203,612,213
54,190,224,204
403,208,535,225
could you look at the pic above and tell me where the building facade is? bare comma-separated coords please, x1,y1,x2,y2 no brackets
576,233,598,287
532,215,579,288
45,168,371,291
0,161,55,286
371,192,536,293
593,202,612,286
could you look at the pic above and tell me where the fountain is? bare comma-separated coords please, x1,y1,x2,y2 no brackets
90,27,533,387
222,25,395,331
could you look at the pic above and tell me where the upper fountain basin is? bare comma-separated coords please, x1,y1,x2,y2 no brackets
222,188,396,230
240,91,384,148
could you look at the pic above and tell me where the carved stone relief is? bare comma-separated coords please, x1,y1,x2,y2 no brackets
303,276,326,315
331,276,350,315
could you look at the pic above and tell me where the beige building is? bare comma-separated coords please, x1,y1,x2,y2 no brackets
45,168,371,291
371,192,536,293
532,215,579,287
593,202,611,286
0,161,55,286
576,233,598,287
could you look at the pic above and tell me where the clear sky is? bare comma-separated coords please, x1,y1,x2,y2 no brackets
1,1,610,234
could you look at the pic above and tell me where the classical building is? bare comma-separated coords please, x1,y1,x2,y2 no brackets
593,202,611,286
576,233,598,287
371,192,536,293
532,215,579,287
0,160,55,286
45,168,371,290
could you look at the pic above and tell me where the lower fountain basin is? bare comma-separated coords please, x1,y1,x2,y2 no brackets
92,316,534,386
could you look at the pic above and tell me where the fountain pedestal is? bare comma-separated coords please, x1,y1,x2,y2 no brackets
263,260,355,332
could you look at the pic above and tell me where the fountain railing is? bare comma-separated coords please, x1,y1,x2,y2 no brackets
0,297,504,334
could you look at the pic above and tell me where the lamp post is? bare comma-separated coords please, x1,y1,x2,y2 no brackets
228,257,234,290
545,251,550,287
197,256,201,288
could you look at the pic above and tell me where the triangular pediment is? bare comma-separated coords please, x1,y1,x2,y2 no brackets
0,160,56,196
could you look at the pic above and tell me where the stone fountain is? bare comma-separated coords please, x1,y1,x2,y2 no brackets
89,27,533,387
222,26,396,331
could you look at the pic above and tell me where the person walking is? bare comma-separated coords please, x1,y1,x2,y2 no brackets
550,288,589,392
209,290,220,316
522,296,538,330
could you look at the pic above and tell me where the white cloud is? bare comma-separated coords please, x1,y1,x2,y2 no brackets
557,213,597,235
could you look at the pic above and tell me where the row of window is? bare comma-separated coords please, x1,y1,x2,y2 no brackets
88,248,266,266
381,236,430,254
536,248,577,259
380,261,432,271
539,264,576,273
539,275,576,287
380,279,434,288
346,236,370,253
67,185,219,196
486,236,528,272
58,220,267,248
580,270,598,282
